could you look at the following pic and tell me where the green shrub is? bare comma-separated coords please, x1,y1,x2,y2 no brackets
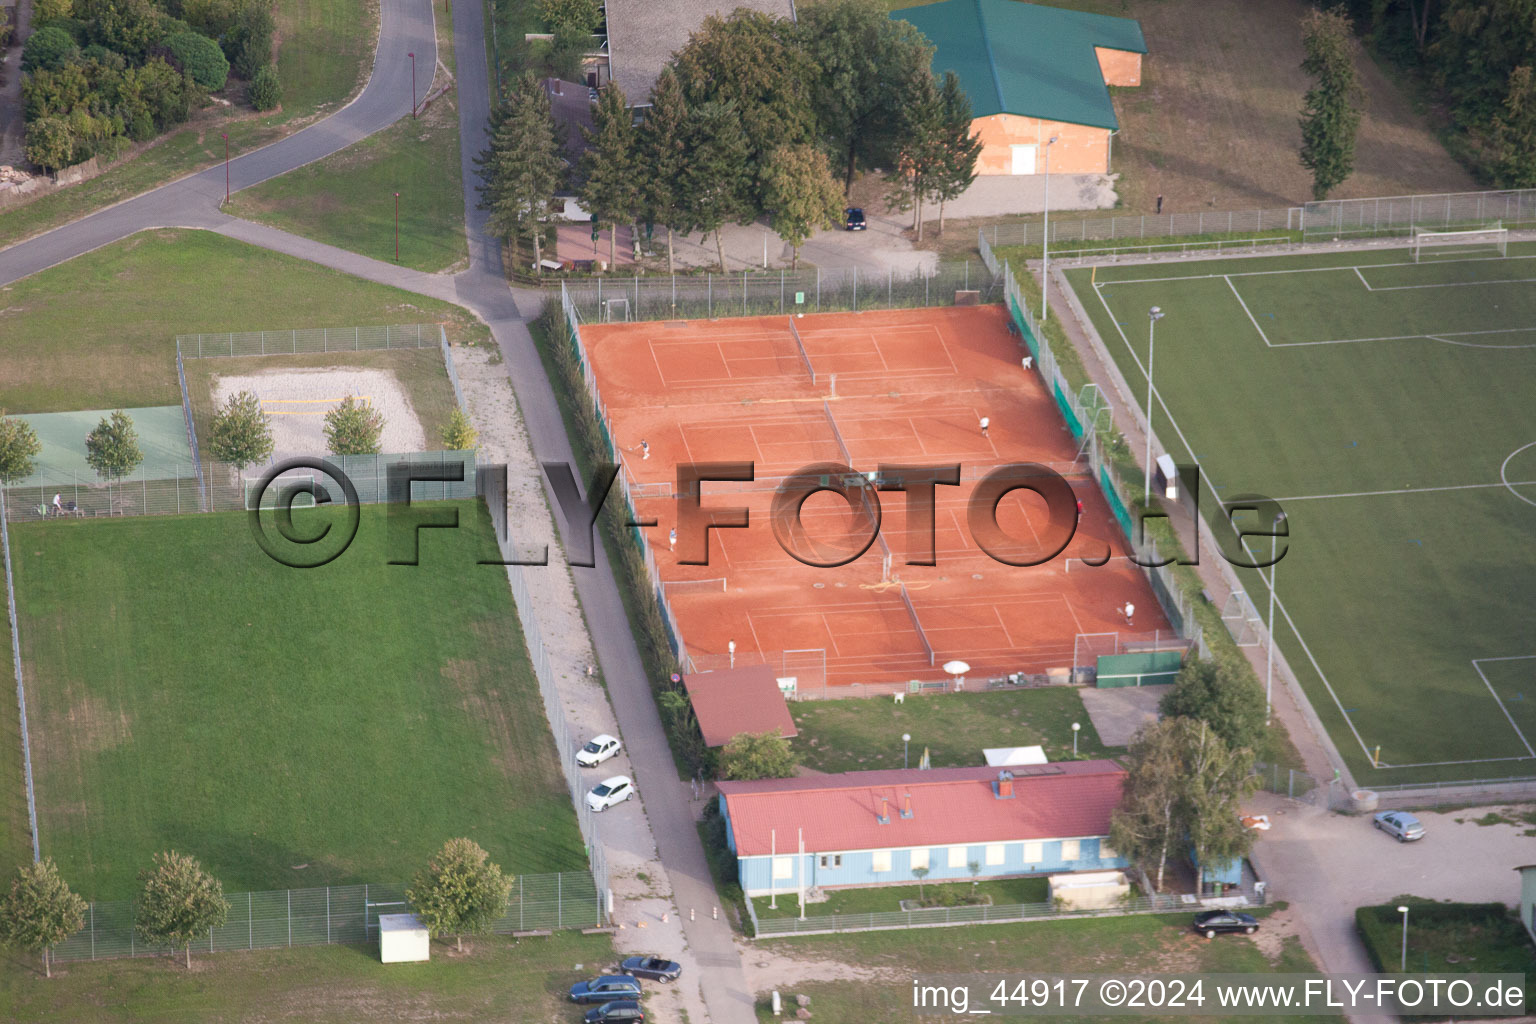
166,30,228,90
21,26,80,73
247,63,281,110
225,1,275,79
24,115,73,172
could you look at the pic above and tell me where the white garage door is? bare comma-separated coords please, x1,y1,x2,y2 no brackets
1010,144,1038,175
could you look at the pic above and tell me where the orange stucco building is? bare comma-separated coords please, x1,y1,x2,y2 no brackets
896,0,1147,176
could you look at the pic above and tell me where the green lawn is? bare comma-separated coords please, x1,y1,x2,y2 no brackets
226,5,468,273
10,504,583,898
1059,245,1536,784
755,908,1328,1023
0,0,374,251
752,876,1050,920
0,230,484,415
790,688,1113,774
0,606,33,871
1357,899,1536,1013
0,931,613,1022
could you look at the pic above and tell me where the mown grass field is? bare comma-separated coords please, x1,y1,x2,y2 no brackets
10,503,582,898
0,931,615,1023
754,907,1327,1023
0,0,375,250
227,4,468,273
1064,244,1536,784
790,688,1112,775
0,230,484,415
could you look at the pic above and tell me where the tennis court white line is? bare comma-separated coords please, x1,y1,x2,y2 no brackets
1225,276,1272,347
1093,275,1536,770
1270,480,1536,503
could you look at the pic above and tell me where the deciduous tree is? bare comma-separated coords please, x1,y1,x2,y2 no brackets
136,851,229,969
759,143,843,268
883,71,944,240
323,395,384,456
1298,6,1364,200
1109,718,1184,892
440,408,478,450
538,0,602,35
407,838,514,952
21,25,79,73
208,389,274,472
0,858,87,978
1159,654,1267,755
85,409,143,481
718,731,799,781
0,412,44,485
1490,64,1536,188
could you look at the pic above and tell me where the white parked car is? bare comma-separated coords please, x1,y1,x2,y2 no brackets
577,734,623,768
586,776,634,812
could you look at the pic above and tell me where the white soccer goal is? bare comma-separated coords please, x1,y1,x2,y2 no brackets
1411,222,1508,261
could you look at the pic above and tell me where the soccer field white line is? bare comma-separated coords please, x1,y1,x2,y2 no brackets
1224,276,1272,346
1098,252,1527,286
1473,656,1536,760
1091,278,1536,771
1270,480,1536,503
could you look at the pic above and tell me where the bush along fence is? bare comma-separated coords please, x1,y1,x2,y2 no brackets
561,260,997,323
48,873,603,964
749,881,1268,938
980,187,1536,250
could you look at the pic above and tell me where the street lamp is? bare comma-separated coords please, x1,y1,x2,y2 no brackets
1040,136,1060,323
1397,905,1410,971
728,639,736,668
1072,721,1081,757
1265,511,1287,723
409,52,417,117
1143,306,1165,503
903,733,911,769
221,133,229,205
394,192,401,263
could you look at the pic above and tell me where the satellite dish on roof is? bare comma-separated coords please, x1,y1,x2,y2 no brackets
943,661,970,675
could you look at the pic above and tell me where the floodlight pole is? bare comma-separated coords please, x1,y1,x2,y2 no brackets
1040,136,1059,323
903,733,911,769
1143,307,1165,503
394,192,401,263
1398,905,1409,971
222,133,229,205
1265,511,1286,724
409,53,417,117
1072,721,1080,757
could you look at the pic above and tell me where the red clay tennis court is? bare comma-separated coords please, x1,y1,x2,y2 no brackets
580,305,1171,691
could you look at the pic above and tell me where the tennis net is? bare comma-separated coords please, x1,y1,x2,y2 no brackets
898,581,935,666
788,317,817,384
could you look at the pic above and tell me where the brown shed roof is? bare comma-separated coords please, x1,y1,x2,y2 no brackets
682,666,799,748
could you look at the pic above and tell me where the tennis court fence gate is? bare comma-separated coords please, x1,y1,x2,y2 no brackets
46,872,604,964
979,187,1536,248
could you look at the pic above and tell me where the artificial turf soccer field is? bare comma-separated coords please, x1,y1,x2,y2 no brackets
1065,243,1536,785
8,503,584,898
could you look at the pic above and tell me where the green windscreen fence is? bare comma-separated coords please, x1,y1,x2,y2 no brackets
1100,466,1134,541
1009,295,1042,359
1095,650,1184,687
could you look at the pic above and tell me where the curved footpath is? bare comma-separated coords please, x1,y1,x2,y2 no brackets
0,2,756,1020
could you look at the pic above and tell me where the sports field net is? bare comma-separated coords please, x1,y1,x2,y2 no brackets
1411,223,1508,261
788,317,817,384
626,461,1091,499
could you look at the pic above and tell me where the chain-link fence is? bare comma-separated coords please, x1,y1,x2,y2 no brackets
981,188,1536,249
562,261,996,323
48,872,603,963
749,879,1268,938
0,490,40,864
1,452,478,522
176,324,448,358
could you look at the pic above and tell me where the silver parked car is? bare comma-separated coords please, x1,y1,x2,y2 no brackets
1373,810,1425,841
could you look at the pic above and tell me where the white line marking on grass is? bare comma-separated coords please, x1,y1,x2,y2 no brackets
1225,276,1272,347
1269,326,1536,349
1425,333,1536,349
1501,443,1536,509
1473,657,1534,758
1271,480,1536,503
1360,276,1536,291
1101,254,1519,286
1093,279,1375,766
1354,267,1373,291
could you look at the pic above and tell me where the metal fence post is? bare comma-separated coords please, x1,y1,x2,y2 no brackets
326,887,331,943
288,890,292,946
249,892,253,949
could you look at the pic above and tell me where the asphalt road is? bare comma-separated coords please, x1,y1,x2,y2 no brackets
0,0,433,287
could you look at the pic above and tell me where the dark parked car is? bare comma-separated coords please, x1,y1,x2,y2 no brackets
584,1000,645,1023
1193,910,1259,938
620,954,683,982
569,976,643,1004
845,207,867,230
